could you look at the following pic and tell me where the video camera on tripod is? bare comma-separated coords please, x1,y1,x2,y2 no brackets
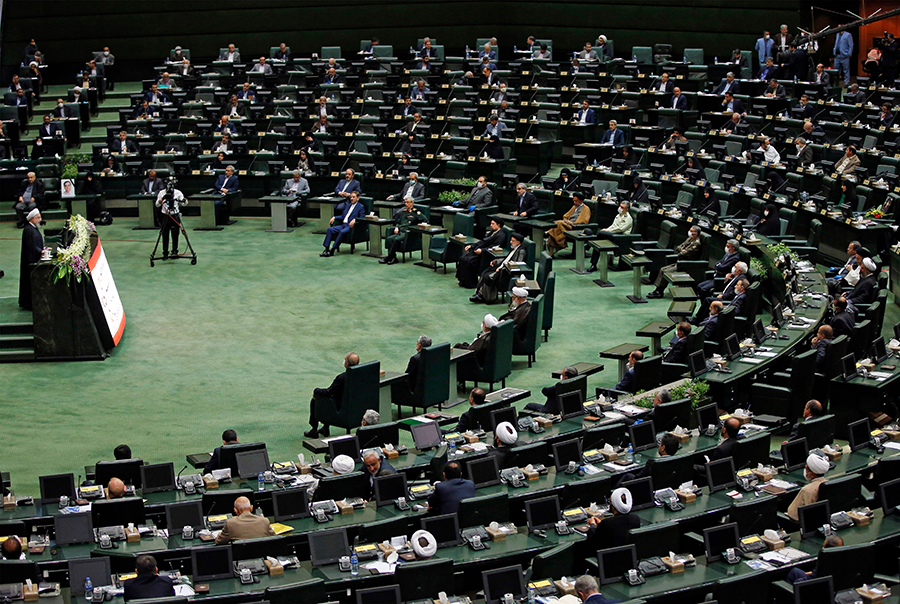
162,176,179,212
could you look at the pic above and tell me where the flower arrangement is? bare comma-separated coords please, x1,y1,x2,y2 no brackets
52,214,95,284
438,190,470,204
632,380,709,409
750,257,767,278
448,177,477,186
865,208,884,219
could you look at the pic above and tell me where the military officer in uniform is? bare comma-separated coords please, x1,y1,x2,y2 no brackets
380,196,426,265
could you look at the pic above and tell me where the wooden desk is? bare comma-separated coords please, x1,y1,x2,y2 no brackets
619,254,652,304
362,216,392,258
589,239,618,287
600,343,650,380
414,225,449,268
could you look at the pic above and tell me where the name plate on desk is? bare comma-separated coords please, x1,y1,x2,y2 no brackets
820,209,827,215
713,224,721,232
515,137,524,143
730,186,739,193
438,99,446,105
602,104,610,109
375,172,384,178
468,156,476,162
293,150,300,155
338,151,347,156
344,131,352,137
585,166,594,172
426,154,434,159
388,132,397,138
686,216,693,222
381,152,390,157
238,170,247,175
793,201,800,207
561,102,570,108
658,208,665,214
192,170,200,175
331,171,339,177
554,190,562,196
473,135,482,141
637,73,646,78
661,175,671,181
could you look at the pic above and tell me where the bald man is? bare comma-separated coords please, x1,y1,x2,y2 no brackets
107,477,126,499
215,496,274,544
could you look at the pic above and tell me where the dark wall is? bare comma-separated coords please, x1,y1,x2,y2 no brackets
2,0,803,84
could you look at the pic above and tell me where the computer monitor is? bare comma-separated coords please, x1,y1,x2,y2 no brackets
39,473,76,504
356,423,400,450
356,586,402,604
525,495,562,531
771,303,784,326
507,442,548,469
724,334,741,360
620,477,654,511
217,443,267,476
847,418,871,452
140,463,176,494
878,477,900,516
419,513,461,548
488,407,518,434
597,544,637,585
703,523,739,563
272,488,311,521
313,471,369,502
411,422,442,450
559,390,585,420
466,456,501,489
688,350,708,377
552,439,583,472
794,576,834,604
92,497,145,528
482,565,526,604
729,496,779,536
893,320,900,342
373,473,409,506
583,424,628,451
0,561,38,584
798,500,831,539
54,512,94,545
235,449,271,479
308,528,350,566
870,336,888,363
68,557,112,595
842,353,858,380
191,545,234,581
706,457,737,493
458,493,510,527
752,319,767,345
165,501,205,532
696,403,720,432
781,438,809,473
95,459,144,490
328,436,361,463
628,420,657,453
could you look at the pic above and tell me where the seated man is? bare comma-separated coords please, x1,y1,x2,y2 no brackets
786,535,844,584
282,170,310,228
456,175,493,209
511,183,539,217
323,68,341,85
454,314,497,365
363,449,396,499
829,298,854,339
219,44,240,62
144,83,167,104
306,352,359,438
427,462,476,515
380,196,426,265
212,133,233,154
646,226,702,299
203,429,239,474
51,98,75,118
524,366,578,413
133,100,153,119
499,287,531,347
695,261,747,321
811,326,833,372
114,130,138,155
699,300,723,341
764,78,786,98
758,57,777,81
404,335,432,390
321,190,364,256
114,444,133,460
795,94,815,120
587,201,633,272
573,575,618,604
835,146,861,175
215,496,275,544
615,433,680,487
787,399,824,442
726,278,749,315
575,100,596,124
662,322,691,364
546,191,591,256
1,536,22,560
215,115,237,134
489,422,518,469
124,555,176,601
360,409,379,427
713,72,740,95
759,137,781,164
786,453,830,521
483,114,505,138
222,95,248,119
693,418,741,478
470,232,527,303
274,43,290,60
456,217,508,288
452,388,487,432
312,115,331,134
213,165,239,225
13,172,46,227
844,257,878,310
388,172,425,201
107,477,126,499
334,168,361,198
585,487,641,548
723,111,747,132
696,239,740,298
250,56,273,75
236,82,256,102
615,350,643,392
600,120,625,146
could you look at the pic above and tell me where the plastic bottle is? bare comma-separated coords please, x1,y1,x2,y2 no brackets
514,45,518,53
626,443,634,463
350,551,359,576
448,439,457,456
528,585,536,604
257,472,264,492
84,578,92,600
466,45,470,58
714,56,718,64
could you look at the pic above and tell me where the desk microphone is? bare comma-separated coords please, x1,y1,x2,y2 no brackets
176,465,188,488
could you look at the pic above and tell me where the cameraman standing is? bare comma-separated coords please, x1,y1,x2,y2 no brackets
882,32,897,87
156,178,186,259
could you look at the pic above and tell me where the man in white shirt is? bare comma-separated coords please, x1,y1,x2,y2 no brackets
760,138,781,164
250,57,273,75
220,44,239,62
282,170,310,228
155,178,186,259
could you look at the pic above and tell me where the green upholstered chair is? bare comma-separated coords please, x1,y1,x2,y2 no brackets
315,360,380,434
265,579,326,604
428,213,474,273
457,319,513,390
320,46,342,59
390,342,450,416
541,271,556,341
512,294,543,367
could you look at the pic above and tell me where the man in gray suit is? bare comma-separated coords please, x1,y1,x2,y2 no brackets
282,170,310,228
483,115,505,138
141,169,165,195
388,172,425,201
458,175,493,209
250,57,273,75
219,44,240,62
94,47,115,65
579,42,599,61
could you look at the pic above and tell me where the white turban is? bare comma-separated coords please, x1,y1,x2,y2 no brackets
863,257,876,272
806,453,829,476
411,530,437,558
611,487,633,514
511,287,528,298
495,422,518,445
599,35,608,43
26,209,40,221
332,455,354,474
483,314,499,329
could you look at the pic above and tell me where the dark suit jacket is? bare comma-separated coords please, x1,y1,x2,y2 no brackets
215,174,239,192
576,108,596,124
393,180,425,200
586,512,641,549
765,84,786,99
700,314,719,341
203,446,224,474
831,311,854,338
221,104,248,118
710,437,738,462
758,65,777,81
457,332,491,364
728,291,747,315
405,353,420,390
663,336,688,364
141,178,165,195
500,300,531,340
615,368,636,393
17,179,46,203
723,98,745,114
454,407,477,432
847,273,877,306
796,102,816,120
653,80,675,93
812,71,831,87
427,478,476,515
796,145,814,166
515,192,540,215
114,139,139,154
713,79,741,95
671,94,688,110
333,200,366,226
38,123,58,139
334,178,361,196
714,252,740,277
814,339,831,372
144,91,168,104
123,575,175,601
51,105,75,118
315,371,346,408
367,458,397,497
601,128,625,146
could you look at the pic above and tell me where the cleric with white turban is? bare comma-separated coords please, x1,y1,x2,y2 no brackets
332,454,354,475
787,453,831,521
584,487,640,548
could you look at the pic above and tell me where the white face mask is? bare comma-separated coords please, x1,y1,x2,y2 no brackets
58,103,64,108
765,35,770,39
764,210,769,217
104,51,110,56
477,181,485,189
36,141,42,146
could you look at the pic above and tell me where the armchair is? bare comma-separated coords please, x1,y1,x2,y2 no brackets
314,361,381,434
391,343,450,416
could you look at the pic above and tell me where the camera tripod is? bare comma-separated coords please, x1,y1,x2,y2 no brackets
150,210,197,267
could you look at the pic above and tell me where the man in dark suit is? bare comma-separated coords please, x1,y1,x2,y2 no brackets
785,44,807,81
764,78,786,98
321,190,365,256
726,278,749,315
694,418,741,478
428,461,476,515
133,100,153,119
573,575,620,604
795,95,816,120
723,112,747,132
499,286,531,346
663,322,691,364
512,183,539,217
388,172,425,201
456,217,508,288
615,350,643,392
363,449,397,499
575,100,596,124
306,352,359,437
699,301,723,341
203,429,239,474
274,43,290,60
670,87,688,110
19,209,45,310
14,172,46,226
221,96,248,119
334,168,361,198
51,98,75,118
758,57,777,81
124,556,176,601
795,137,814,166
600,120,625,146
524,366,578,413
697,240,740,298
213,165,239,225
787,400,824,442
143,83,167,104
456,175,493,209
454,315,496,365
114,130,138,155
471,232,527,304
323,68,341,85
652,72,675,94
451,388,486,433
812,63,831,87
829,298,854,338
399,96,418,118
721,91,744,114
731,49,750,73
402,113,425,135
37,115,58,140
141,169,165,196
404,335,432,390
713,72,741,95
845,83,866,105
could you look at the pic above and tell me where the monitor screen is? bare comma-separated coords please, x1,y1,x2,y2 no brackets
879,477,900,516
308,529,350,566
706,457,737,493
411,422,442,450
482,565,526,604
781,438,809,473
696,403,719,432
466,456,501,489
140,463,176,494
724,334,740,358
357,586,402,604
629,420,657,452
357,424,399,450
870,336,888,362
842,353,858,380
559,391,585,420
752,319,767,344
489,407,518,434
798,500,831,539
54,512,94,546
191,545,234,581
794,576,834,604
68,558,112,595
583,424,627,451
846,418,870,453
688,350,707,377
39,473,76,504
373,473,409,506
314,472,369,502
92,498,145,528
772,303,783,325
236,449,271,479
598,545,637,585
893,321,900,341
328,436,361,463
525,495,561,531
165,501,205,532
218,443,267,476
621,477,654,511
272,488,311,521
704,523,739,563
507,442,548,468
419,514,461,548
95,459,143,490
552,439,583,472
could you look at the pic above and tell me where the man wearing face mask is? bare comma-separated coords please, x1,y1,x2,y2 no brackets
646,226,702,299
756,31,774,68
388,172,424,202
759,137,781,163
794,137,813,166
587,201,633,273
51,98,75,118
455,175,493,209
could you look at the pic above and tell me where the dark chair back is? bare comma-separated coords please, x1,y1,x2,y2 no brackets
537,252,553,289
824,335,849,379
202,489,254,515
512,294,543,365
787,349,817,421
265,578,327,604
529,542,575,580
340,361,381,428
418,343,451,410
0,521,26,537
850,319,873,360
357,515,410,545
542,271,556,340
458,492,510,526
633,354,663,391
817,472,861,512
797,414,834,449
815,543,875,592
395,559,454,602
712,570,771,604
733,432,771,469
629,521,680,559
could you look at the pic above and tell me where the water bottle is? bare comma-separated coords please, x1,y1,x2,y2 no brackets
449,439,457,456
257,472,264,492
794,75,798,83
528,585,536,604
626,443,634,463
514,45,518,53
350,551,359,576
84,578,92,600
715,56,718,64
466,45,470,58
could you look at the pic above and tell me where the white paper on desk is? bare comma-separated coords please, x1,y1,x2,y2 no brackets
468,442,488,452
883,441,900,451
365,561,396,574
869,371,893,379
616,404,646,416
755,351,778,357
787,324,809,330
760,551,792,565
738,357,764,364
175,586,195,597
604,411,626,420
767,479,795,489
604,462,638,472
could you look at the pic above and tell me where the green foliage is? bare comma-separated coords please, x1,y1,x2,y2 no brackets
62,153,90,179
448,177,477,186
670,379,710,409
768,242,799,262
438,190,469,204
750,257,767,278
